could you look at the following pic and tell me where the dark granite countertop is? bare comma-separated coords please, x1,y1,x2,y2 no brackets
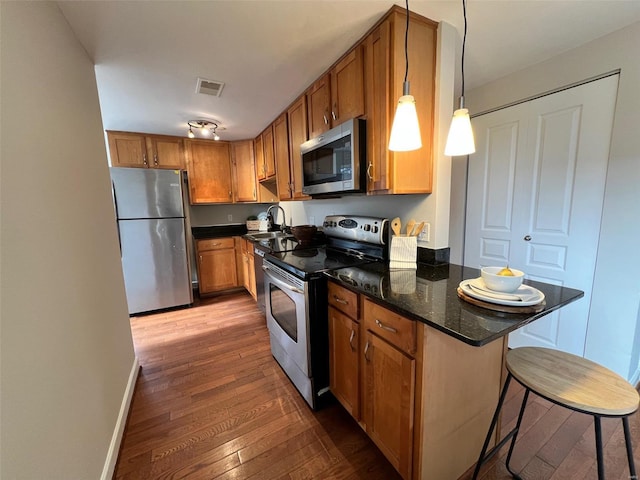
191,224,247,239
324,262,584,347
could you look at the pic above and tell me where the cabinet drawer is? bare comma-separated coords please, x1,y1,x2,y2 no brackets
197,237,235,252
328,281,358,319
363,299,416,356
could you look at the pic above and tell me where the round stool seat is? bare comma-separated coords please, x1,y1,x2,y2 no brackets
507,347,639,417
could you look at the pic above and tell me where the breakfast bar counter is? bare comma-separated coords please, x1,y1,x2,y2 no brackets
323,261,584,480
324,262,584,347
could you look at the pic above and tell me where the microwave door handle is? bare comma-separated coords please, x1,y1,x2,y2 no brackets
262,265,304,295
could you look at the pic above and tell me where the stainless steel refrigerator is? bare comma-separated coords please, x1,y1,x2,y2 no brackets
110,167,192,315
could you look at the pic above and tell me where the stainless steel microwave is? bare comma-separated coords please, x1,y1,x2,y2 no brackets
300,118,366,196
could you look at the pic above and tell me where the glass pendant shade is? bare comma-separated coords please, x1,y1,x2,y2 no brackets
444,108,475,156
389,94,422,152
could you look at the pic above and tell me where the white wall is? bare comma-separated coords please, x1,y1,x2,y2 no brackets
1,2,137,478
450,21,640,382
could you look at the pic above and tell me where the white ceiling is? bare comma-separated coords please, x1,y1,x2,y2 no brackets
57,0,640,141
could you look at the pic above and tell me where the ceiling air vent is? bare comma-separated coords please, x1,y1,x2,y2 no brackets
195,78,225,97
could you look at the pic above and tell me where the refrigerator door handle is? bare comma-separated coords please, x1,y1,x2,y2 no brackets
112,181,122,256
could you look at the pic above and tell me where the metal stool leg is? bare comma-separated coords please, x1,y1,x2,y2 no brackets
622,416,637,479
504,388,529,480
472,373,512,480
594,416,605,480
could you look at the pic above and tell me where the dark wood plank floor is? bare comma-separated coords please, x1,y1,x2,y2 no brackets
114,291,640,480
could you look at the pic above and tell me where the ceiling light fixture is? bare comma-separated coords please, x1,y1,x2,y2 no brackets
388,0,422,152
187,120,222,140
445,0,476,156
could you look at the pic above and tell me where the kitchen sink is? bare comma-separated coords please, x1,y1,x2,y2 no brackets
245,231,293,241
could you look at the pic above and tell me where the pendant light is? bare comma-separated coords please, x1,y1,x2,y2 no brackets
445,0,476,156
388,0,422,152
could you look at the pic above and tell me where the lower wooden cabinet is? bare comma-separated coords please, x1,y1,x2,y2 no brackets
328,306,360,419
363,329,415,479
328,282,419,480
240,238,257,299
195,238,238,295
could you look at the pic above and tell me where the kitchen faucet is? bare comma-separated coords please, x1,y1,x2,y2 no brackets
266,204,287,232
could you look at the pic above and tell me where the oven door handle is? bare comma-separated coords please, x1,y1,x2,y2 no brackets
263,265,304,295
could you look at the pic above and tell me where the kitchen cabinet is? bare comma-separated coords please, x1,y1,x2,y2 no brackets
255,125,276,182
195,237,238,294
328,283,419,480
306,46,364,138
287,96,310,200
230,140,257,202
273,113,292,201
275,96,310,201
239,238,256,299
107,131,185,169
185,139,233,204
364,10,437,195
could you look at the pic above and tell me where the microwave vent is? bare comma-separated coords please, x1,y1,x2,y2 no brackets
196,78,225,97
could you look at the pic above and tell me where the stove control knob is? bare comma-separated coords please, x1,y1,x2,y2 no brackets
372,226,379,234
364,224,371,232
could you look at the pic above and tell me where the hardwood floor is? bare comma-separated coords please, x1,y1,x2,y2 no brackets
114,291,401,480
114,291,640,480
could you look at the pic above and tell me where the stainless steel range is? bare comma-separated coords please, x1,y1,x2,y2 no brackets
263,215,388,409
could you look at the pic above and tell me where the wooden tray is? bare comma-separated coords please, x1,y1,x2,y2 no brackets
457,287,546,313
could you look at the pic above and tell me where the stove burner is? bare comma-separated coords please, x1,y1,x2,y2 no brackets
292,247,318,257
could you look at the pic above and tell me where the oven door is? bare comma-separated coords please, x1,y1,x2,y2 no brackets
263,262,310,376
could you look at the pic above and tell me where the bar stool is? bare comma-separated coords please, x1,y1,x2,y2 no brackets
473,347,639,480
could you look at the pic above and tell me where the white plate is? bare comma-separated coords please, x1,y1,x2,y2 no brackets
459,278,545,307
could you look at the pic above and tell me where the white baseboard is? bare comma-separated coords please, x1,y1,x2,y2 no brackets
101,357,140,480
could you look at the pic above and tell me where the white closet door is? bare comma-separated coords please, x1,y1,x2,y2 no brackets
464,75,618,355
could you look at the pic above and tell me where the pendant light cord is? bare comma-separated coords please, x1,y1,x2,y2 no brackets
461,0,468,99
403,0,410,85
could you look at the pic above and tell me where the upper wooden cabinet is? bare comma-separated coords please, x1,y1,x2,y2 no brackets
273,113,291,201
230,140,257,202
255,125,276,183
287,96,310,200
365,10,437,195
107,131,184,169
185,140,233,204
307,46,365,138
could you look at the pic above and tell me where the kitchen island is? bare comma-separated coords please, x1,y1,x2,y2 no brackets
324,262,584,480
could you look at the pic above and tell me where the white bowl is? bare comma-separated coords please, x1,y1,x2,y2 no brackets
481,266,525,293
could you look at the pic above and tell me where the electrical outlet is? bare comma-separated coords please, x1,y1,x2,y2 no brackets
418,222,431,242
227,214,233,222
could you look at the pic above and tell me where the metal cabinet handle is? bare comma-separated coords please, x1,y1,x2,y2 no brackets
367,162,373,181
375,319,397,333
524,235,532,241
143,153,148,166
349,330,355,351
153,154,158,166
364,341,370,361
333,295,348,305
331,111,337,121
323,114,328,125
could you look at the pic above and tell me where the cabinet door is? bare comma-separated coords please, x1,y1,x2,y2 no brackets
247,250,256,299
262,126,276,179
365,20,392,193
186,140,233,204
329,306,360,419
287,96,310,200
107,131,148,168
274,113,292,200
231,140,257,202
147,135,184,169
255,135,266,181
197,248,238,293
330,46,364,126
307,74,331,138
363,331,415,480
235,237,245,288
